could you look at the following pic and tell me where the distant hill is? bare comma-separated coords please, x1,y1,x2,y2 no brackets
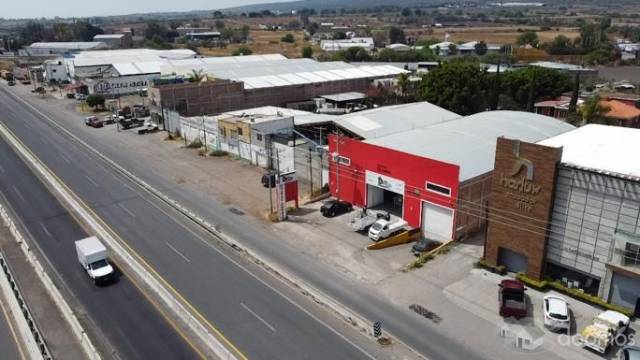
224,0,447,14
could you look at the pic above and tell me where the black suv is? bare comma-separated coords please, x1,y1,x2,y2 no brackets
320,199,353,217
411,238,441,256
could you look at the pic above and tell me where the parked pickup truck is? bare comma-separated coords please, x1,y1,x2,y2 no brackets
368,218,407,242
75,236,114,284
579,310,630,354
499,279,527,319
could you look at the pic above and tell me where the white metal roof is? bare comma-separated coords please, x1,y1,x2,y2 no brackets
162,56,407,89
72,48,197,68
366,110,575,182
29,42,106,50
336,102,460,139
94,34,125,39
538,124,640,180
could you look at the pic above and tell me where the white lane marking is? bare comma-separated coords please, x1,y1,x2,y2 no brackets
135,193,376,359
39,222,52,238
117,203,136,218
165,242,191,263
59,153,71,164
6,87,375,358
240,302,276,332
12,186,25,203
84,175,98,187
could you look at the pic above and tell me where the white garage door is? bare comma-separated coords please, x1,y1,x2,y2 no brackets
421,201,454,240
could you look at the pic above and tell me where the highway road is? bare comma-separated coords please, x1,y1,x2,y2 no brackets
0,86,377,359
0,134,199,359
0,296,23,360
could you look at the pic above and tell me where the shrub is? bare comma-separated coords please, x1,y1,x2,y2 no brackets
475,258,507,275
281,33,295,43
198,147,208,156
186,139,203,148
516,273,548,290
209,150,228,157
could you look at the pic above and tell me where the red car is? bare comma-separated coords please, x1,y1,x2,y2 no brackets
499,279,527,319
84,116,103,128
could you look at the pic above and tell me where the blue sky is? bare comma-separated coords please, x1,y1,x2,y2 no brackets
5,0,290,19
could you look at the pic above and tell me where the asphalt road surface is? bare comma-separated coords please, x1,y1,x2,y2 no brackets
0,134,199,359
0,87,377,359
0,296,23,360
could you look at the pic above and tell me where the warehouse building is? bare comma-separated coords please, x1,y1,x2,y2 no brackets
23,41,108,56
149,54,406,117
328,109,574,241
484,124,640,316
66,48,197,95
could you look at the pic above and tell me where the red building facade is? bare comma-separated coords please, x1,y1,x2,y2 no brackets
328,135,460,237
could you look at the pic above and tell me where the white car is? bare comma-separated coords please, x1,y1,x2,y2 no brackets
543,295,570,332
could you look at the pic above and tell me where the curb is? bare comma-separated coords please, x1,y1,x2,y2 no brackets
0,202,99,360
0,122,238,360
2,89,425,358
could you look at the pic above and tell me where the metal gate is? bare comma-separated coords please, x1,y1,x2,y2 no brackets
498,248,528,273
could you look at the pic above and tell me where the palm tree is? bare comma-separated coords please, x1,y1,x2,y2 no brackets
576,95,610,126
187,69,205,83
396,73,410,99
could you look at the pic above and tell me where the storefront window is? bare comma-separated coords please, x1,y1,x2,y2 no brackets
623,243,640,268
545,262,601,296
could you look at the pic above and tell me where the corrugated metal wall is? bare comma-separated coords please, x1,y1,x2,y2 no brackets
547,166,640,280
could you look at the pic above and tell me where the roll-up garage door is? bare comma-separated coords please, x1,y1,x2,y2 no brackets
609,272,640,314
498,248,528,273
421,201,454,240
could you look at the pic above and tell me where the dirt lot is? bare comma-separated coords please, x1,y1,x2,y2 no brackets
198,30,320,58
411,26,581,44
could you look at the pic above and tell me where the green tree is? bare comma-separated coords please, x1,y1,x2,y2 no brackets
302,46,313,58
215,20,225,30
417,60,489,115
578,95,610,125
389,26,406,44
86,94,105,110
232,46,253,56
401,8,412,17
396,73,410,98
72,21,104,41
551,35,571,49
516,31,539,47
501,66,572,110
281,33,295,43
448,43,458,55
474,41,488,56
187,69,205,83
240,25,250,42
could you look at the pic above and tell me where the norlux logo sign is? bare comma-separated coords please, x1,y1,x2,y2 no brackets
498,144,542,212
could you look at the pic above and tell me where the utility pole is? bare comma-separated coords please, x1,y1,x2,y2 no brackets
202,114,208,152
335,131,341,201
308,151,313,195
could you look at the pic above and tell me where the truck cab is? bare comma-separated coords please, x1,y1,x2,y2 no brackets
499,279,527,319
580,310,630,354
368,218,407,242
75,236,114,284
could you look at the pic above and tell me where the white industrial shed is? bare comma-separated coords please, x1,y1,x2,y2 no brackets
366,110,575,182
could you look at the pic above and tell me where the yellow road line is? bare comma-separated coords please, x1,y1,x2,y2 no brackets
0,123,248,360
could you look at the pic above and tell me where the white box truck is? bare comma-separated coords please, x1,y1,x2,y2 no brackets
75,236,114,284
368,218,407,242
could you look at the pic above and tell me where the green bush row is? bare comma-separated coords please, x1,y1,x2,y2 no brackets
475,258,507,275
516,273,634,318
